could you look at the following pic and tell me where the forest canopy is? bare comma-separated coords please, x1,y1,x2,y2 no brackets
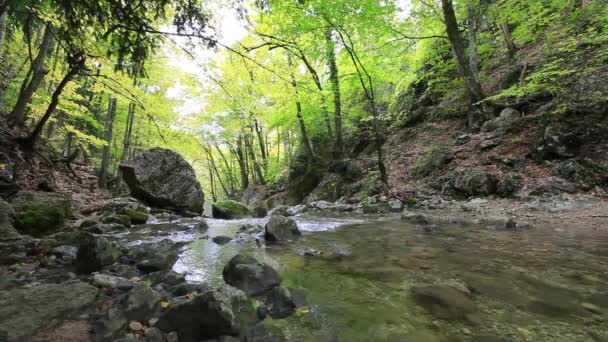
0,0,606,199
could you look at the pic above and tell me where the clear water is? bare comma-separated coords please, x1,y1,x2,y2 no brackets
122,213,608,341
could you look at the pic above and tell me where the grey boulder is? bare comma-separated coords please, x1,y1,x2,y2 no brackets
120,148,205,214
264,215,301,242
223,254,281,296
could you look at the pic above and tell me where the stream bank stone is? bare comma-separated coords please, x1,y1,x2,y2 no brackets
223,254,281,296
75,234,121,274
156,286,257,342
0,280,98,341
213,200,252,219
10,190,72,236
454,169,498,196
120,148,205,214
264,215,300,242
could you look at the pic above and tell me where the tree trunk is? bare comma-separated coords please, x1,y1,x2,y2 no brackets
206,147,229,197
215,144,235,192
245,131,265,185
11,25,56,127
440,0,484,104
121,102,136,162
17,54,83,150
99,97,117,188
254,119,267,171
207,158,217,202
500,22,517,61
287,54,314,168
325,27,343,158
236,135,249,190
467,0,481,82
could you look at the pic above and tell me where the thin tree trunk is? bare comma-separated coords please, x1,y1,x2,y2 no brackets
236,135,249,190
245,131,265,185
467,0,481,82
335,29,388,187
121,102,136,162
18,55,83,149
287,54,314,168
500,22,517,61
208,158,217,202
99,96,117,188
441,0,485,105
215,144,235,192
254,119,267,171
324,27,343,158
11,25,56,127
205,147,229,197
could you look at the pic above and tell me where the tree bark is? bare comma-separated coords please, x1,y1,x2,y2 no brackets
236,134,249,190
99,96,117,188
467,0,481,82
287,54,314,168
335,29,389,187
254,119,267,171
18,53,84,149
11,25,56,127
440,0,484,104
245,131,265,185
325,27,343,158
205,146,229,197
215,143,235,192
121,102,136,162
500,22,517,61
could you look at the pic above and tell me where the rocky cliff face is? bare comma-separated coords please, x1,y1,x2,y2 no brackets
120,148,205,214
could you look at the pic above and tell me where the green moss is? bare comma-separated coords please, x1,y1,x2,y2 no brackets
362,203,392,214
13,192,72,236
405,198,418,207
412,145,453,180
214,200,252,219
125,208,149,225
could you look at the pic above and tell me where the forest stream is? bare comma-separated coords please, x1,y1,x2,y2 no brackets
114,212,608,342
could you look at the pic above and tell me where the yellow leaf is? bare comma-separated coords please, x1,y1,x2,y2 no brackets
160,301,170,309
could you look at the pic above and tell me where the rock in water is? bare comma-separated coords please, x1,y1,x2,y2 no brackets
156,286,257,342
244,323,286,342
0,280,98,341
10,190,72,236
120,148,204,214
223,254,281,296
411,285,478,323
264,215,301,242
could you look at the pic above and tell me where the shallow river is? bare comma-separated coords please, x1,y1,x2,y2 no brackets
122,213,608,342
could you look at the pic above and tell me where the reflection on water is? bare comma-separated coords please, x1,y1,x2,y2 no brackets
119,213,608,341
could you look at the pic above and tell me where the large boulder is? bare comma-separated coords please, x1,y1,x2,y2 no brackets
306,173,346,203
212,200,252,219
75,234,122,274
454,169,498,196
244,323,286,342
130,239,183,273
223,254,281,296
480,107,522,133
264,215,301,242
120,148,204,214
10,190,72,236
0,199,20,241
0,280,98,341
156,286,257,342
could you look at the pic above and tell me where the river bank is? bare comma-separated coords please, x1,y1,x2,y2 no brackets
1,191,607,341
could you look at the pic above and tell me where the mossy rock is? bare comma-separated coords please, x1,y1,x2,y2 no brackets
362,202,392,214
412,145,453,179
10,191,72,236
213,200,252,219
125,208,149,224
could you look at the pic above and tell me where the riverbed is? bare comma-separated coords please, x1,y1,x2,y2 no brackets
121,212,608,341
